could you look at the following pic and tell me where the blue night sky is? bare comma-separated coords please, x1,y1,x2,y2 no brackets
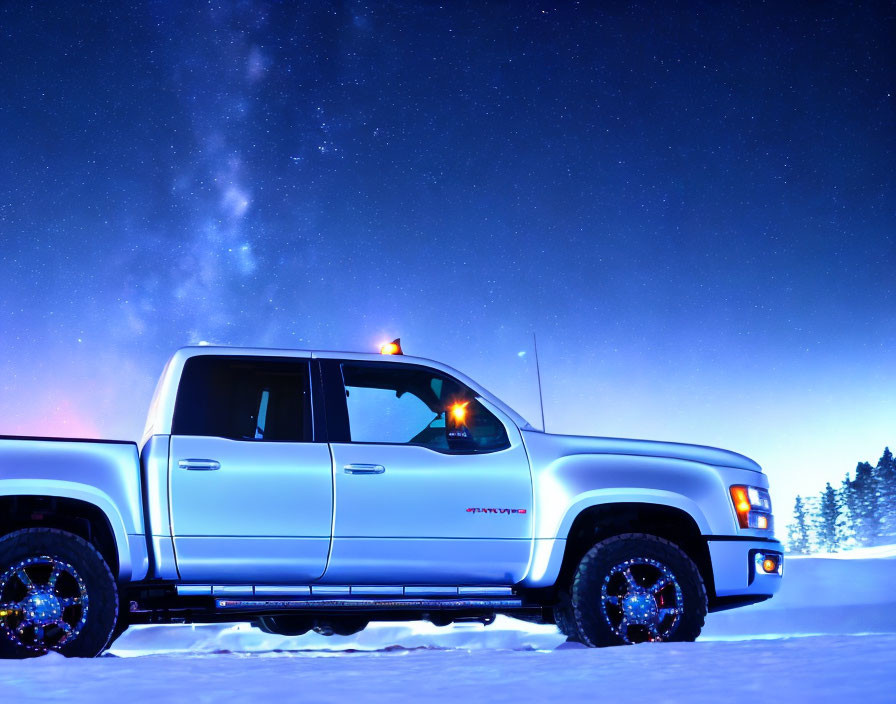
0,1,893,516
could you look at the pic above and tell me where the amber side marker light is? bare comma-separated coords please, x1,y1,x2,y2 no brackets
380,338,403,355
730,486,752,528
730,484,773,530
762,557,779,573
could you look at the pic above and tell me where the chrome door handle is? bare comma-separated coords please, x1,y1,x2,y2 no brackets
178,459,221,471
343,463,385,475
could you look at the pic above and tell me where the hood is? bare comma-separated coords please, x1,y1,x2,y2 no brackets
533,432,763,473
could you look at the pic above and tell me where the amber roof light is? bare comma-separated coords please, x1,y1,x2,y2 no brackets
380,338,403,355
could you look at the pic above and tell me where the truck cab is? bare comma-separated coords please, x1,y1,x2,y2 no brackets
0,345,783,657
147,348,536,587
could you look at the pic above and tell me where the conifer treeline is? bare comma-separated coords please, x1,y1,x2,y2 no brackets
787,447,896,553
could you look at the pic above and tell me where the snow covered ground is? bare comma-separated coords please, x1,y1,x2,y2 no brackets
703,543,896,638
5,634,894,703
1,548,894,702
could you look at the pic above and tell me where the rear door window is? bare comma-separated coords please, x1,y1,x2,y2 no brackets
172,356,312,442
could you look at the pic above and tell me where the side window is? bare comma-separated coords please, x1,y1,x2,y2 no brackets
340,363,509,453
172,356,312,442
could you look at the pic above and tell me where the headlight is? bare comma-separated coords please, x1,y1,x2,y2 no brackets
730,485,773,530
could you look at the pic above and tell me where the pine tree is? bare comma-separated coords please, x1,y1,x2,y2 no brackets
811,446,895,553
815,482,841,552
840,472,859,548
851,461,883,546
788,495,811,554
875,447,896,540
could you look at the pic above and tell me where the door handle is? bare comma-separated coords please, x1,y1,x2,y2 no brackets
343,463,385,475
178,459,221,471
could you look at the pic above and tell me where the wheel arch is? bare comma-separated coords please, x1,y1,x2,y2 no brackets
561,502,713,596
0,484,129,580
523,497,715,603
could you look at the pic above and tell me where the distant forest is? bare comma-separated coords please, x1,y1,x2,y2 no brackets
787,446,896,553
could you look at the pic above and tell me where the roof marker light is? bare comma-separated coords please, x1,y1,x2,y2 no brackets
380,338,403,355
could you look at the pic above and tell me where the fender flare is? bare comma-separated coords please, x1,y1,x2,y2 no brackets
524,489,710,587
0,479,132,580
557,488,711,537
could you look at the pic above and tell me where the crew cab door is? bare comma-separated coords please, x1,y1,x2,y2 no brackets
168,355,333,583
320,359,533,585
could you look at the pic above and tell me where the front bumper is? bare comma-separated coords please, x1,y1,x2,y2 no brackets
706,537,783,598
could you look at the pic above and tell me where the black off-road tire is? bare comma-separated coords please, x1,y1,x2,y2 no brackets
552,593,582,642
570,533,707,647
107,617,130,648
0,528,119,658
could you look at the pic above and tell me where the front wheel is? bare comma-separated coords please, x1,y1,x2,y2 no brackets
0,528,119,658
552,593,582,642
569,533,707,647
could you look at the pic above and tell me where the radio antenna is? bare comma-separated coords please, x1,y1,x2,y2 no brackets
533,332,546,432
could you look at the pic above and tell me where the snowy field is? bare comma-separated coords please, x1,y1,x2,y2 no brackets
2,547,894,703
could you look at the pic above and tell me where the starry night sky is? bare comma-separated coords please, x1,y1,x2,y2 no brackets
1,1,893,514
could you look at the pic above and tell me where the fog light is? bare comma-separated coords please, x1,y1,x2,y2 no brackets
754,551,781,575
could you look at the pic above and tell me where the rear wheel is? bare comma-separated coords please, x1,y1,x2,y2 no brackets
569,533,706,647
0,528,118,658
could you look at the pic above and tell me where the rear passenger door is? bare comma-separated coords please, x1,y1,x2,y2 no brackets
169,355,333,584
321,359,533,585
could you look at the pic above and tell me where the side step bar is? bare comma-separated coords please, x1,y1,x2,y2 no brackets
178,585,515,597
216,597,523,611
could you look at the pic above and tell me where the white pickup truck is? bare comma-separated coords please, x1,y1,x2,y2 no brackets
0,345,782,657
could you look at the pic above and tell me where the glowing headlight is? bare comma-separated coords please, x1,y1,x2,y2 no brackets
730,485,773,530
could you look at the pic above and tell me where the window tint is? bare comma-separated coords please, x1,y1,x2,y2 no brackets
173,356,312,442
341,363,509,453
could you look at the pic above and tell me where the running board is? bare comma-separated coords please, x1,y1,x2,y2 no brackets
215,597,523,611
177,585,515,597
